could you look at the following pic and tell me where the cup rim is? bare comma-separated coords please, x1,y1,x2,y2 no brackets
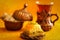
36,1,54,5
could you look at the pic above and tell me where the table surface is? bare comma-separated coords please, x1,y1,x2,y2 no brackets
0,21,60,40
0,28,23,40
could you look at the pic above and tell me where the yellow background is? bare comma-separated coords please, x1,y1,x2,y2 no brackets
0,0,60,40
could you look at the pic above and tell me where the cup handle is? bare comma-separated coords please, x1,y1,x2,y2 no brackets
51,14,59,25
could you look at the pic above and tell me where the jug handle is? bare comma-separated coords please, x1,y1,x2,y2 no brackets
51,14,59,25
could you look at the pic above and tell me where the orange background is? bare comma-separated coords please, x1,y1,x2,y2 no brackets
0,0,60,40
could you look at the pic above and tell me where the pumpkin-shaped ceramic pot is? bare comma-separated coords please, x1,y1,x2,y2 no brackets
13,4,33,21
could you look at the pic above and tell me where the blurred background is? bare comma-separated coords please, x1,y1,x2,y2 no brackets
0,0,60,40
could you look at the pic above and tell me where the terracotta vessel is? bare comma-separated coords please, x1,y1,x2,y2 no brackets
4,20,23,31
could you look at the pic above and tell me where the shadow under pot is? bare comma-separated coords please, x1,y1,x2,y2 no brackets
4,20,23,31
